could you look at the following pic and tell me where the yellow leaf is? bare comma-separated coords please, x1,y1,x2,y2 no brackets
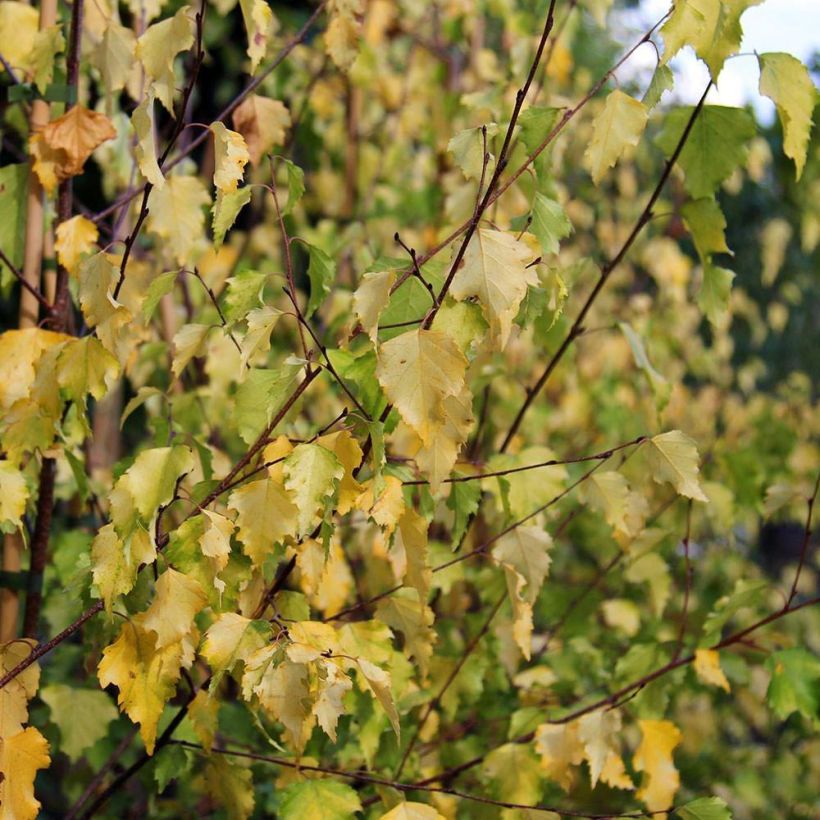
376,591,436,677
146,174,210,265
143,568,207,648
376,328,468,447
353,270,395,343
694,648,731,692
199,509,234,574
30,106,116,193
0,640,40,737
316,430,364,515
325,3,361,71
187,689,219,752
93,21,137,102
211,121,250,193
394,507,431,606
483,742,544,805
199,756,255,820
97,615,189,754
201,613,271,680
584,90,648,185
0,461,29,529
56,335,120,402
0,329,71,410
313,659,352,741
355,657,400,738
357,475,406,535
535,721,584,791
238,0,275,73
91,522,155,613
601,599,641,637
584,470,631,535
242,651,314,751
0,2,39,74
411,384,474,491
634,719,682,812
0,726,50,820
759,52,816,180
231,94,291,165
135,6,195,112
55,215,99,274
283,443,344,538
229,476,299,567
240,306,281,369
78,252,118,328
172,323,212,379
450,228,539,348
132,92,164,188
494,526,553,661
647,431,708,502
577,710,633,789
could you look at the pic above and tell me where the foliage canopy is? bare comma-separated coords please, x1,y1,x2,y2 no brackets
0,0,818,818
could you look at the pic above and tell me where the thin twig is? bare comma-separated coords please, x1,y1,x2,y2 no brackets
499,82,712,452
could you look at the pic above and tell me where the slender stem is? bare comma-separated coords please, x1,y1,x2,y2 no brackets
394,592,506,778
785,472,819,608
402,435,646,485
0,246,53,311
168,739,663,819
499,82,711,452
422,0,558,328
92,2,328,225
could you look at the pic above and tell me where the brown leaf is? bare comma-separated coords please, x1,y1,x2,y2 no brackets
30,106,116,192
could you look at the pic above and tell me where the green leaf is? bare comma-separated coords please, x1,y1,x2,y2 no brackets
643,64,674,109
154,743,191,792
758,52,816,180
278,779,362,820
447,123,498,180
655,106,755,199
40,684,118,761
223,269,268,324
283,443,344,537
279,157,305,215
141,271,178,320
676,796,732,820
701,579,768,646
446,477,481,547
517,106,561,154
531,193,572,256
619,322,670,409
305,243,335,318
765,648,820,722
697,264,735,327
681,198,731,262
234,365,301,445
213,186,252,248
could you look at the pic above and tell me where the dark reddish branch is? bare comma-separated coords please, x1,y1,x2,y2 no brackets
21,0,86,637
92,1,329,225
0,369,319,689
112,0,207,301
785,471,819,608
422,0,558,328
414,593,820,791
394,591,506,779
500,83,712,452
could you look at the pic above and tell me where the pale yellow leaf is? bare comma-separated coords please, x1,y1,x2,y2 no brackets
450,228,539,348
694,648,730,692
